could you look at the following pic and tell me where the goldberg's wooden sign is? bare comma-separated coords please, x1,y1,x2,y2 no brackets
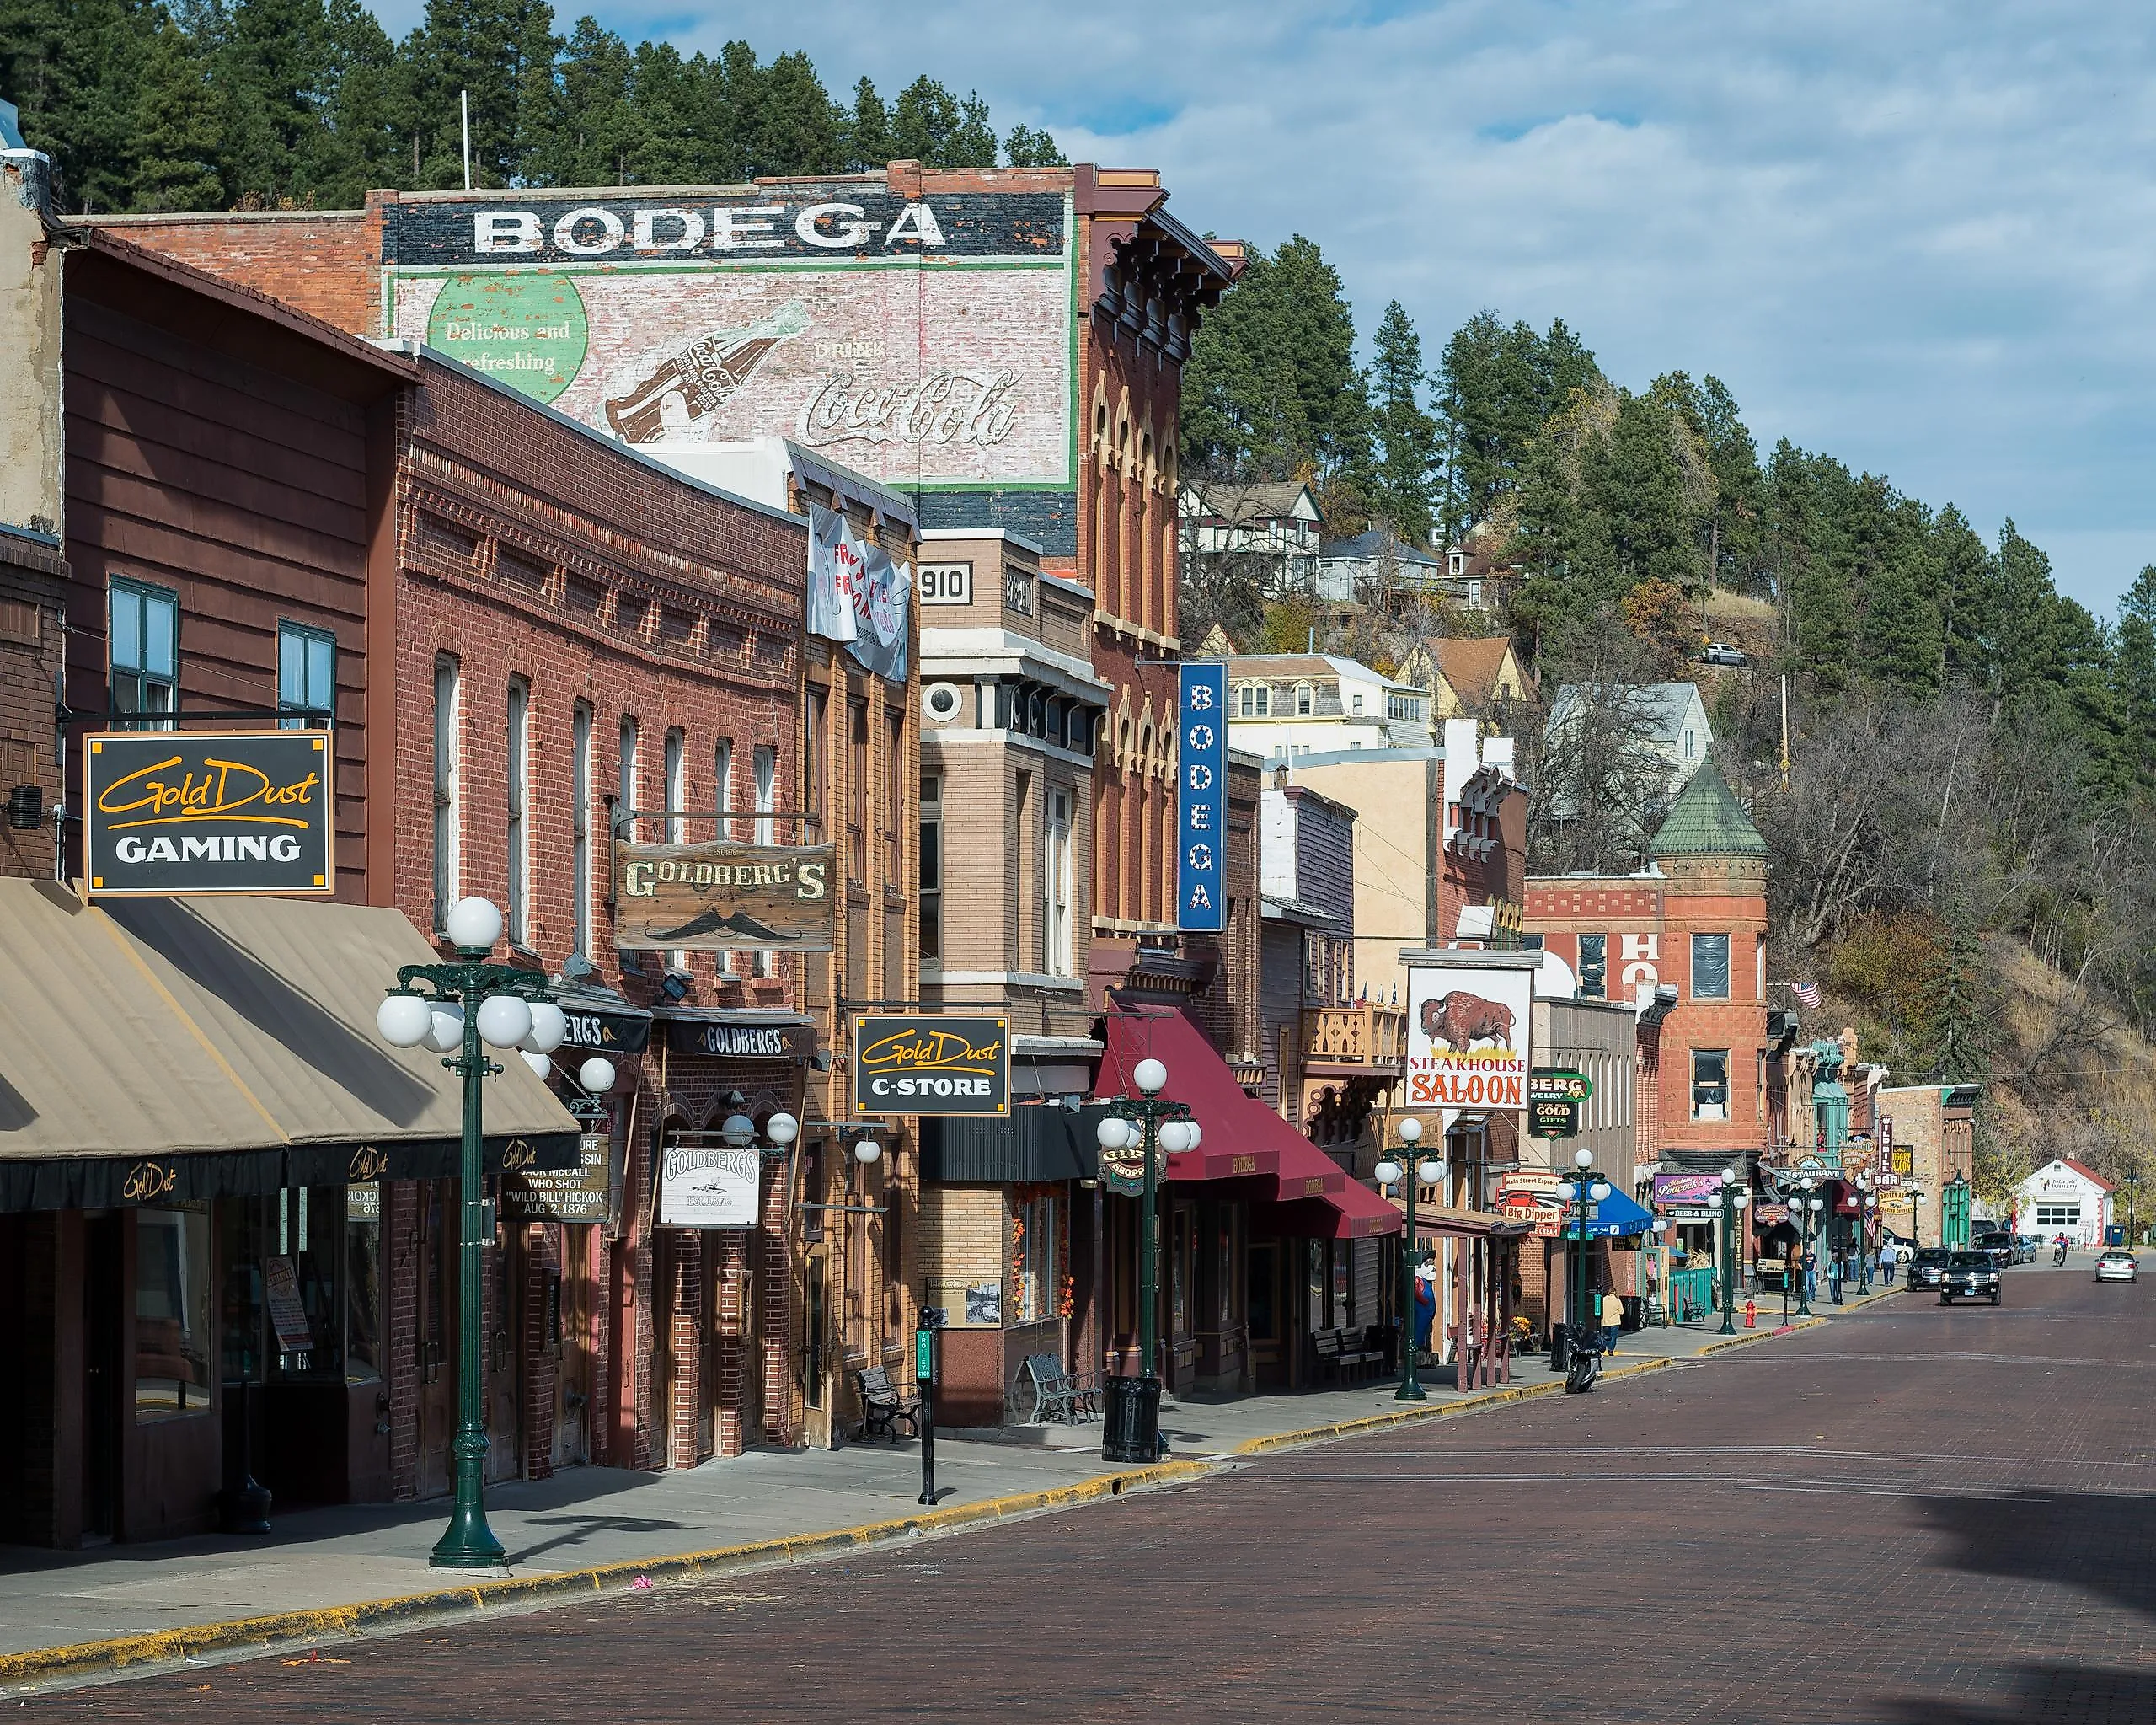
613,840,834,951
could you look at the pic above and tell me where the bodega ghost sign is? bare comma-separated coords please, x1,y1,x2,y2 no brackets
85,731,332,897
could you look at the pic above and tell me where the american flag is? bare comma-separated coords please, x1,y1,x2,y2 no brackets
1793,980,1822,1011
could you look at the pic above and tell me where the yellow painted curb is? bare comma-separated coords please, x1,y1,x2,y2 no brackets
0,1455,1210,1693
1,1311,1849,1694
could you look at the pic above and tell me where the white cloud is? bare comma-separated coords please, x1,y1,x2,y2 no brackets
375,0,2156,609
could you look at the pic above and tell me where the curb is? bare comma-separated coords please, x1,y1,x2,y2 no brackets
0,1311,1843,1694
0,1455,1210,1694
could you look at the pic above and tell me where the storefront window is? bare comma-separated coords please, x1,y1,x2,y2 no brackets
136,1204,212,1420
1010,1187,1060,1326
347,1184,382,1381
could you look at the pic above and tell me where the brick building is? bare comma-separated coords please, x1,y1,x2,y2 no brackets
1526,759,1772,1266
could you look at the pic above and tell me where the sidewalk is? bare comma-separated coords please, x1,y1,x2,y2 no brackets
0,1298,1875,1692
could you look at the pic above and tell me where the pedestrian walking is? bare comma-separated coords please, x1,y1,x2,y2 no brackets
1600,1288,1624,1356
1878,1240,1897,1286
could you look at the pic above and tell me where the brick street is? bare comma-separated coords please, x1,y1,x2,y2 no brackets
35,1265,2156,1724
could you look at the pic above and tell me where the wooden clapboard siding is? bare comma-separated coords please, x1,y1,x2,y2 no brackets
60,248,409,903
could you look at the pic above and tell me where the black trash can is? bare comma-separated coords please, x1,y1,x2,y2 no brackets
1549,1324,1571,1372
1620,1295,1645,1332
1101,1374,1163,1463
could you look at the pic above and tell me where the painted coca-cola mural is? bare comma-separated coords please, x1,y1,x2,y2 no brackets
383,189,1073,494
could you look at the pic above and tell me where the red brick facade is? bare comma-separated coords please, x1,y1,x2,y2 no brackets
1526,853,1769,1166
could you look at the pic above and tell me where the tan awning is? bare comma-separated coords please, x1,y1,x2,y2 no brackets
0,879,580,1209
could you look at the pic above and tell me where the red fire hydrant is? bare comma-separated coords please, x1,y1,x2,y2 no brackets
1743,1298,1757,1329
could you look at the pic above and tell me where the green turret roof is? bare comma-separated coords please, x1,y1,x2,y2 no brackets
1648,758,1768,860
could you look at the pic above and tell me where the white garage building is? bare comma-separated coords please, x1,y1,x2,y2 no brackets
2013,1158,2116,1247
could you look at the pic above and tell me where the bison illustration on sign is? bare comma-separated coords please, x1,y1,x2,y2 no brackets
1420,990,1516,1053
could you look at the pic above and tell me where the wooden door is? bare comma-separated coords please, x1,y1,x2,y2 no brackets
1246,1240,1285,1389
554,1226,593,1470
801,1249,832,1449
484,1212,520,1484
416,1181,456,1499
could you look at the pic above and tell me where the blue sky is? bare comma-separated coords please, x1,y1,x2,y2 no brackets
377,0,2156,613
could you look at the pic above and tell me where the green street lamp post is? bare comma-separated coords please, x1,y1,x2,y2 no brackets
1375,1117,1442,1401
1716,1166,1751,1335
1096,1058,1195,1464
1554,1146,1608,1381
1854,1172,1875,1291
2128,1171,2141,1247
1794,1177,1824,1318
375,895,615,1570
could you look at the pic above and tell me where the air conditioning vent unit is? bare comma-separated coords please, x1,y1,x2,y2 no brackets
922,682,965,724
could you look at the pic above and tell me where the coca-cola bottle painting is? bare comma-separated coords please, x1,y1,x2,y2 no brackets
604,302,810,444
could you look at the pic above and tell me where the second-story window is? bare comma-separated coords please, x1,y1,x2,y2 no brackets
506,678,529,946
919,774,942,962
885,709,905,886
1692,932,1731,999
277,622,335,728
110,578,178,728
753,743,778,978
571,702,593,961
847,697,869,886
431,655,460,931
714,738,734,836
1295,683,1313,716
804,688,826,833
1578,933,1607,999
618,715,639,841
664,727,687,967
1044,787,1072,978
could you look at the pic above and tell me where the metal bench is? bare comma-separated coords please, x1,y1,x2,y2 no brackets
1017,1353,1101,1424
853,1365,921,1444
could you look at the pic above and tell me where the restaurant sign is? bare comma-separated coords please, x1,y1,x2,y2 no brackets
505,1133,611,1224
614,839,834,951
853,1015,1008,1115
84,731,332,897
1404,959,1533,1113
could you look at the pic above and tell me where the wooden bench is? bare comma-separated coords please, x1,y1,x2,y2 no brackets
853,1366,921,1444
1016,1353,1102,1425
1313,1326,1383,1385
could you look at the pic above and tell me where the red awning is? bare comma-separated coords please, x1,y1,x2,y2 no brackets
1251,1178,1405,1240
1095,1004,1285,1183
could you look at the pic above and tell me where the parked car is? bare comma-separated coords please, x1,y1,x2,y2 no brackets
2011,1235,2040,1263
1971,1230,2015,1269
2095,1250,2140,1283
1699,641,1749,667
1906,1246,1950,1289
1940,1251,2002,1305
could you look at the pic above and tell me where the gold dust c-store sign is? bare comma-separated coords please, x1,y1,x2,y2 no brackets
85,731,331,897
853,1015,1008,1116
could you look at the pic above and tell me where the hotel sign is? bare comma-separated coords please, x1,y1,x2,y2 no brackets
84,731,332,897
853,1015,1008,1115
613,839,834,951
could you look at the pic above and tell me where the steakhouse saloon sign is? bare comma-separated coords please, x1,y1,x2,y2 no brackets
84,731,332,897
1403,959,1535,1114
614,840,834,952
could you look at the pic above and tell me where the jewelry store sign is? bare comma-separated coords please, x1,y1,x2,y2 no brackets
853,1015,1008,1115
84,731,332,897
614,839,834,951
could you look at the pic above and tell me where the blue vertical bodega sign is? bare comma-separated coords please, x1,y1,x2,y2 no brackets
1178,663,1227,931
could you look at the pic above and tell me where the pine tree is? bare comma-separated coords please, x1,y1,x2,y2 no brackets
303,0,404,205
545,17,632,185
737,48,840,178
1585,392,1694,594
1988,520,2062,721
1003,122,1064,167
131,5,222,210
842,76,891,171
1367,300,1437,545
2114,565,2156,790
219,0,326,202
1,0,150,212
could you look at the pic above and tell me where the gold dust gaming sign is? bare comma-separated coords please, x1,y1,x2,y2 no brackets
614,839,835,951
85,731,331,897
853,1015,1008,1116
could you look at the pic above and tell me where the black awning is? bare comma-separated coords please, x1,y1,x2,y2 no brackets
922,1104,1115,1184
1,1129,580,1212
